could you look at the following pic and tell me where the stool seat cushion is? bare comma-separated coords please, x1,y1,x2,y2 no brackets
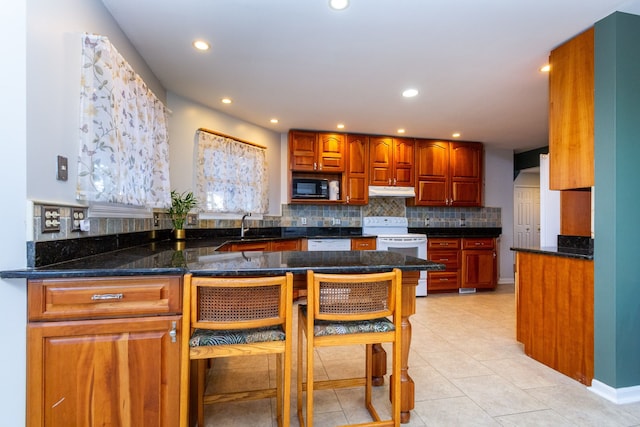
190,326,285,347
300,305,395,337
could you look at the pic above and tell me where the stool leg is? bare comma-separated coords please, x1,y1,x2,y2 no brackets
197,359,206,427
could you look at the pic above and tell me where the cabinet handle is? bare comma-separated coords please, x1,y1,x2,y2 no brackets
313,162,317,170
346,195,350,203
169,321,177,343
91,293,123,301
393,177,397,185
439,258,449,261
439,278,449,281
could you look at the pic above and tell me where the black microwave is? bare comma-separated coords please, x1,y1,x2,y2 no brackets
292,178,329,199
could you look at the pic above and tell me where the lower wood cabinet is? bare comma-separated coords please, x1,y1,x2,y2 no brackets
427,237,497,292
461,237,497,289
219,238,301,252
27,276,183,427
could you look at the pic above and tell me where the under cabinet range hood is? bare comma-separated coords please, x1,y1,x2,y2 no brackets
368,186,416,198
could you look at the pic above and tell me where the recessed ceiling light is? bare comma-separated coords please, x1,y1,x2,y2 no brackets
397,129,406,134
192,40,210,51
270,118,279,124
452,132,461,138
402,88,419,98
329,0,349,10
540,64,551,73
337,123,345,129
221,98,232,104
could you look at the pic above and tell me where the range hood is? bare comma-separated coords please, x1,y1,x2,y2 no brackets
368,186,416,198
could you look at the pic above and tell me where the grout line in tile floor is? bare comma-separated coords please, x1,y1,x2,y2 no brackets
200,284,640,426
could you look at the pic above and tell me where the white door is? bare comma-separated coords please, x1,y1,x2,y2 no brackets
514,186,540,248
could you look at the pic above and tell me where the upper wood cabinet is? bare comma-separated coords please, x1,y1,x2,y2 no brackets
345,134,369,205
549,27,594,190
414,140,483,206
289,130,345,172
369,136,414,187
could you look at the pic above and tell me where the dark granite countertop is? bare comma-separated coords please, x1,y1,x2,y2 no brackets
510,246,593,260
2,239,445,279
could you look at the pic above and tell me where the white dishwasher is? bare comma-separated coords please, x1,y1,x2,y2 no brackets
307,238,351,251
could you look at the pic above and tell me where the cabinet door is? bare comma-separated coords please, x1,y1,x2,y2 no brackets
270,239,300,251
345,134,369,205
392,137,415,186
450,142,483,206
549,27,594,190
414,140,449,206
27,316,181,427
461,249,496,289
289,130,317,171
230,241,270,251
317,133,345,172
369,136,394,186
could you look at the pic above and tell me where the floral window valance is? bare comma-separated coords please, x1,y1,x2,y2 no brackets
195,129,268,214
77,34,171,208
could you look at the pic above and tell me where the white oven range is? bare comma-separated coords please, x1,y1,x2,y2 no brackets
362,216,428,296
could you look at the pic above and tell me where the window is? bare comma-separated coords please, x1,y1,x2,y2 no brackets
195,129,268,214
77,34,170,208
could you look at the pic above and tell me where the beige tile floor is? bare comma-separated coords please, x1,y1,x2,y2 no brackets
201,283,640,426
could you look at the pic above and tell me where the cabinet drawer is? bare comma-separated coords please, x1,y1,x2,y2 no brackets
28,275,182,321
427,271,459,291
462,237,495,250
427,249,459,270
427,238,461,250
351,238,376,250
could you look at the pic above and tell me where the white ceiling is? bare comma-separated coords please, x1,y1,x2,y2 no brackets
101,0,640,153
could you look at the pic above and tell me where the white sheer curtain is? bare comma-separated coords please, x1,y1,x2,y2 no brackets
195,130,268,214
77,34,171,208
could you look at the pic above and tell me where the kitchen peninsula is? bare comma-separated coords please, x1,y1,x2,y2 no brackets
3,242,444,425
511,239,594,386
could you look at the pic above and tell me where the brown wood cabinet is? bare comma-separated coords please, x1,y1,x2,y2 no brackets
219,238,301,252
426,238,461,292
27,276,182,427
289,130,345,172
350,237,376,250
344,134,369,205
549,27,594,190
414,140,483,207
369,136,414,187
427,237,497,292
515,251,593,385
461,237,496,289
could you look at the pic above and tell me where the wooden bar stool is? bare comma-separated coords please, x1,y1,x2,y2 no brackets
180,273,293,427
297,269,402,427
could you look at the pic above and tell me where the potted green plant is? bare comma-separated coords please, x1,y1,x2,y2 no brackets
167,190,198,239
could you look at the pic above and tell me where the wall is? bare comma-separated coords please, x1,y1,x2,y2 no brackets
167,92,284,216
26,0,164,206
486,147,516,283
594,11,640,394
0,2,27,424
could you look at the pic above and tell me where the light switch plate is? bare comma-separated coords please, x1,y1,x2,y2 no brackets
57,155,68,181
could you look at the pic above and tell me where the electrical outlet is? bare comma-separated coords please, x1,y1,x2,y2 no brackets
153,212,160,227
186,213,198,226
71,208,87,232
42,206,61,233
301,217,307,225
332,218,341,225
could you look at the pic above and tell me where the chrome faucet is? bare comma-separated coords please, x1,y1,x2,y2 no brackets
241,213,251,238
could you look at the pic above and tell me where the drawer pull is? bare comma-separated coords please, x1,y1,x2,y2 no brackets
439,258,449,261
439,278,449,281
169,321,177,343
91,293,124,301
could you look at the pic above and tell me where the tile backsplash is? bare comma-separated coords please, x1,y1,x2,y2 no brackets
31,199,501,242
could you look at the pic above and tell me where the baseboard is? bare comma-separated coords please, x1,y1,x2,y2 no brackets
498,277,515,285
589,379,640,404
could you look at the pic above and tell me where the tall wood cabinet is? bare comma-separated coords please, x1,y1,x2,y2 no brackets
549,27,594,190
27,276,182,427
369,136,414,187
345,134,369,205
414,140,483,206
